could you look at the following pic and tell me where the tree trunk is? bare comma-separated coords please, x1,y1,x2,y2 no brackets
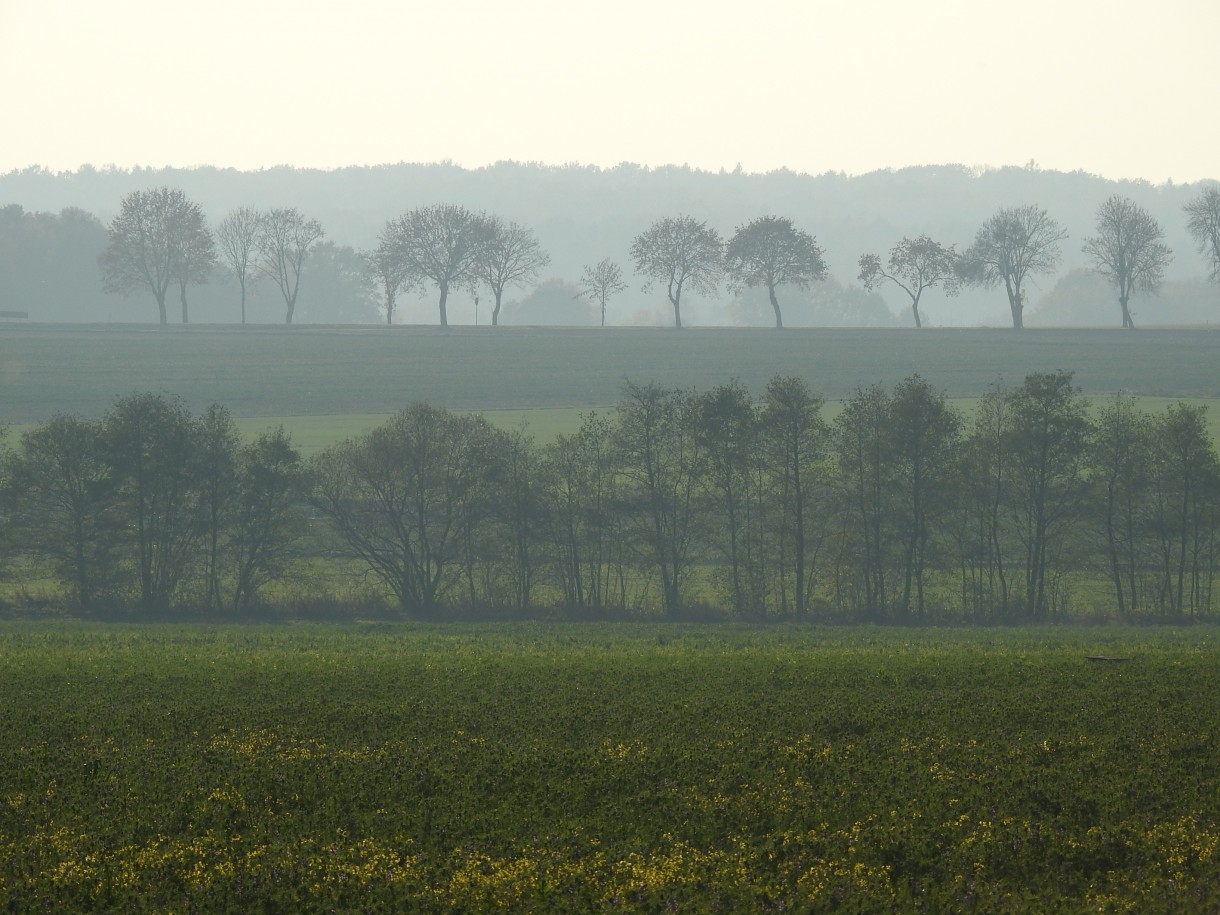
1120,294,1135,329
911,291,922,329
768,285,783,329
670,293,683,328
155,291,168,326
239,278,247,325
438,283,449,328
492,290,503,326
179,281,189,324
1008,291,1024,329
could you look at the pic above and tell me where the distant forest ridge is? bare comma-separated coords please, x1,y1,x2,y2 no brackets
1,161,1217,327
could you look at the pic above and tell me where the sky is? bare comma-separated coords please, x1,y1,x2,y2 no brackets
2,0,1217,184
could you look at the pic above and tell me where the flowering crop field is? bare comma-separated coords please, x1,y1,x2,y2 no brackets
2,623,1218,913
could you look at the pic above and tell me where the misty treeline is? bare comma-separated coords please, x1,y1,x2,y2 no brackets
3,163,1218,327
3,374,1218,622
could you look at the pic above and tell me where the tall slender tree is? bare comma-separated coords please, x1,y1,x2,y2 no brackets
476,216,550,326
216,207,264,324
1184,187,1220,283
961,205,1067,329
630,215,722,328
577,258,627,327
256,208,324,325
1082,195,1172,329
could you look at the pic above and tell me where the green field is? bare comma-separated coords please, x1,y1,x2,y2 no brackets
4,324,1220,425
2,623,1219,912
6,323,1220,454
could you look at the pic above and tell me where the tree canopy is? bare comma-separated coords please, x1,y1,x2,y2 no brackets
1082,195,1173,329
724,216,827,329
630,215,722,328
961,205,1067,329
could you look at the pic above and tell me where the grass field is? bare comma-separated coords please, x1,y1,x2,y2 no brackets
4,324,1220,425
2,623,1218,912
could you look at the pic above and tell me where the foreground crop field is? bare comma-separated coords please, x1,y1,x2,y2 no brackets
2,624,1218,912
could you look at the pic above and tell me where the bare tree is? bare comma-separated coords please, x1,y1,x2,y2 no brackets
577,258,627,326
476,216,550,326
1081,196,1172,329
858,235,960,329
1184,187,1220,283
216,207,264,324
100,187,213,326
961,205,1067,329
364,235,414,325
256,208,324,325
630,215,722,328
724,216,827,328
382,204,489,327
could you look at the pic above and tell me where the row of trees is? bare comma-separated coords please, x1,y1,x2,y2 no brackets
98,186,1220,329
3,377,1218,620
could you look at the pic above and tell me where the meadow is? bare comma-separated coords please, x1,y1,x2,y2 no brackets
2,622,1219,912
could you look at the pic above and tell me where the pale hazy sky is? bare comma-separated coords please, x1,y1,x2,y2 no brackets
2,0,1216,183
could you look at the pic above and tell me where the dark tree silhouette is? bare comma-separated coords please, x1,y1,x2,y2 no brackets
216,207,264,325
577,258,627,327
476,216,550,326
1082,195,1172,329
382,204,489,327
100,187,214,325
961,205,1066,329
1184,187,1220,283
256,208,324,325
858,235,960,329
725,216,827,328
630,215,722,328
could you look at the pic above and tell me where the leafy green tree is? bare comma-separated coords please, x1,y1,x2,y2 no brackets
886,376,961,616
103,393,208,613
1082,196,1173,329
196,404,240,610
615,382,705,615
956,386,1016,618
311,404,495,616
961,205,1067,329
724,216,827,329
100,187,215,325
832,384,897,615
3,416,118,609
381,204,489,327
858,235,960,328
1004,371,1092,619
476,217,550,326
694,382,763,616
546,412,626,612
1091,395,1155,616
229,427,306,611
1184,187,1220,283
1148,403,1220,616
760,376,828,620
630,215,722,328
